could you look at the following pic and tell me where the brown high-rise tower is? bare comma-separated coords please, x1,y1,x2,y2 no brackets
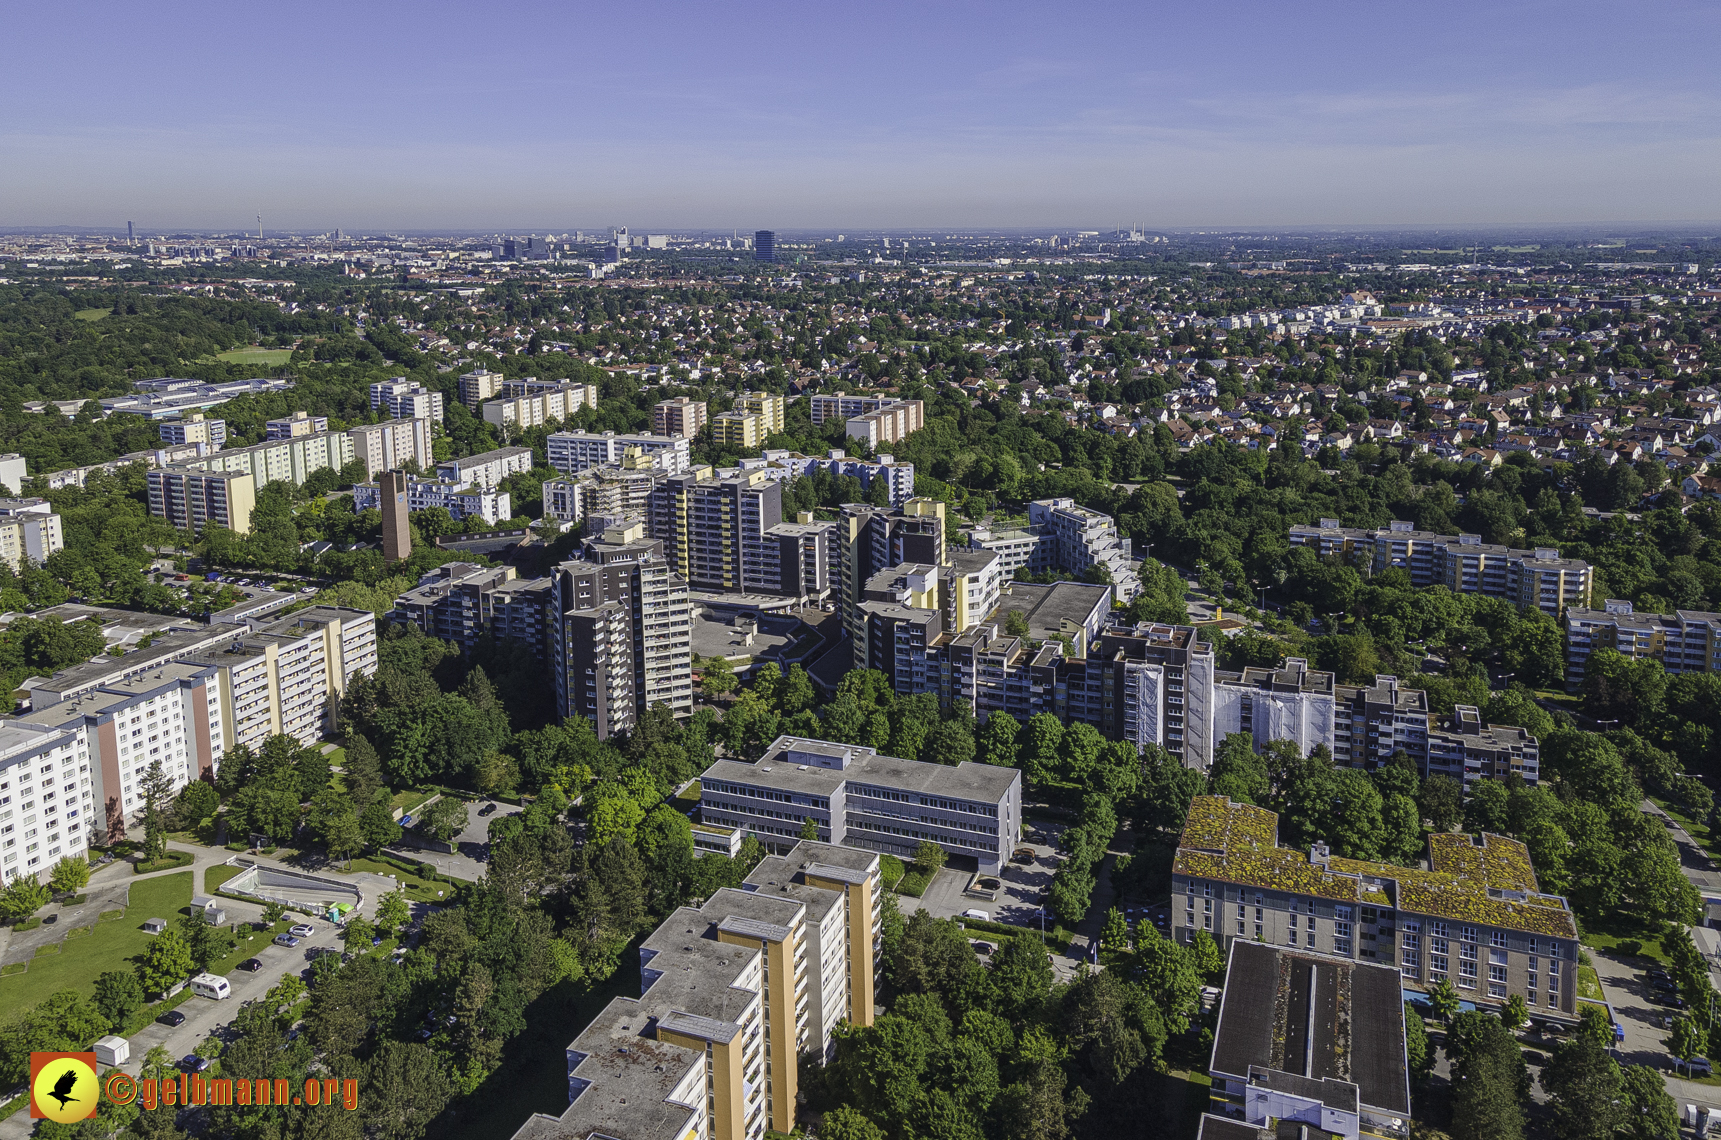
380,470,411,562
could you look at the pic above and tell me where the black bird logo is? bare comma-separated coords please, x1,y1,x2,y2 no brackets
47,1068,80,1110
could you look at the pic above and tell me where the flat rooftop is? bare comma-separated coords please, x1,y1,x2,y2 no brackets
987,580,1111,640
1210,940,1409,1118
704,735,1019,805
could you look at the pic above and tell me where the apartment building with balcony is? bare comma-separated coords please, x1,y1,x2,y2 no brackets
653,397,708,439
435,445,534,489
348,417,434,479
510,840,882,1140
0,719,100,883
369,378,445,423
550,529,693,738
265,411,329,440
147,467,256,534
394,563,553,658
458,368,504,410
1564,599,1721,690
845,401,924,448
481,382,599,430
351,474,512,525
182,607,377,753
158,413,227,450
0,499,64,570
549,431,692,476
1288,519,1591,615
18,662,223,848
1173,795,1581,1022
966,497,1140,600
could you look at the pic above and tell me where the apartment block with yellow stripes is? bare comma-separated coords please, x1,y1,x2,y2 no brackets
510,841,881,1140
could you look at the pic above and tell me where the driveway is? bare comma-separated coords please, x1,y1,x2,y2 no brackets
1641,800,1721,900
1587,945,1721,1117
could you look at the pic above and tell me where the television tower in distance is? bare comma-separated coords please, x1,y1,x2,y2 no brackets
127,221,134,245
257,214,263,240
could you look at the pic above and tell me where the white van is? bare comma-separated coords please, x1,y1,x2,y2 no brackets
190,973,231,1000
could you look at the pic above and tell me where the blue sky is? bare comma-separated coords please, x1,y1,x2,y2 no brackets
4,0,1719,230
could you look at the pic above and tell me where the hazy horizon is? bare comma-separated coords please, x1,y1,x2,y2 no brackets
5,0,1719,232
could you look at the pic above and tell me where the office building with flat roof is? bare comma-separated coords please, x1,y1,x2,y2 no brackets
435,445,534,488
845,400,924,449
754,230,775,262
701,735,1022,874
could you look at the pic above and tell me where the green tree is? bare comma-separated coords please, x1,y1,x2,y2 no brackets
172,780,220,832
92,970,145,1031
360,792,404,850
139,757,176,859
979,713,1020,768
0,876,51,921
1446,1012,1527,1140
1189,929,1224,979
1428,977,1461,1024
325,808,366,867
801,815,821,842
913,841,948,876
421,794,468,842
136,927,195,995
1135,922,1202,1033
1666,1014,1706,1062
1499,993,1528,1031
1418,773,1464,832
699,655,737,699
1404,1003,1434,1084
1542,1034,1623,1140
1619,1061,1681,1140
1100,907,1129,951
1577,1002,1614,1048
376,887,410,935
821,1106,888,1140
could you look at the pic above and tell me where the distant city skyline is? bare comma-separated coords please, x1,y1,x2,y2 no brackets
3,0,1718,230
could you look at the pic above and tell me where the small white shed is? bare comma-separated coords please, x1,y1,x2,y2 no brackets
94,1035,129,1066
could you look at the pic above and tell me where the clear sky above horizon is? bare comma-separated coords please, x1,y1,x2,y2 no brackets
5,0,1720,232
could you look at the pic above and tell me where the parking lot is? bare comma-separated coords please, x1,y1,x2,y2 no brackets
387,797,513,882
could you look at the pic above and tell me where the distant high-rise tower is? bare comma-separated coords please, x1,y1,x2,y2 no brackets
380,470,411,562
127,221,134,245
755,230,775,262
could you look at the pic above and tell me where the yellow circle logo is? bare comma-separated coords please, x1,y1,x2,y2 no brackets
32,1055,98,1123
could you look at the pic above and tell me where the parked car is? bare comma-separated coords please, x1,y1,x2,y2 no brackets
399,815,412,827
961,909,991,921
1657,992,1688,1009
41,914,56,925
1682,1056,1714,1077
182,1055,212,1074
157,1010,186,1027
289,923,316,938
237,958,264,972
479,802,498,816
274,934,301,948
1012,847,1035,864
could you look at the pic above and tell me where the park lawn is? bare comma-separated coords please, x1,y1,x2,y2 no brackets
1582,913,1672,966
322,745,347,768
74,308,108,321
0,871,193,1007
206,864,245,893
214,346,293,365
390,787,440,815
337,856,451,897
1579,965,1605,1002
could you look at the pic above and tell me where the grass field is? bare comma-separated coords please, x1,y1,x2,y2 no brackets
74,308,109,321
215,346,294,365
0,871,193,1007
338,856,452,898
206,864,245,893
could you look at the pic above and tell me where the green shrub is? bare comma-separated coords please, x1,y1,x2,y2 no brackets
898,871,930,898
879,854,905,891
134,851,195,875
13,918,40,932
226,842,248,852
